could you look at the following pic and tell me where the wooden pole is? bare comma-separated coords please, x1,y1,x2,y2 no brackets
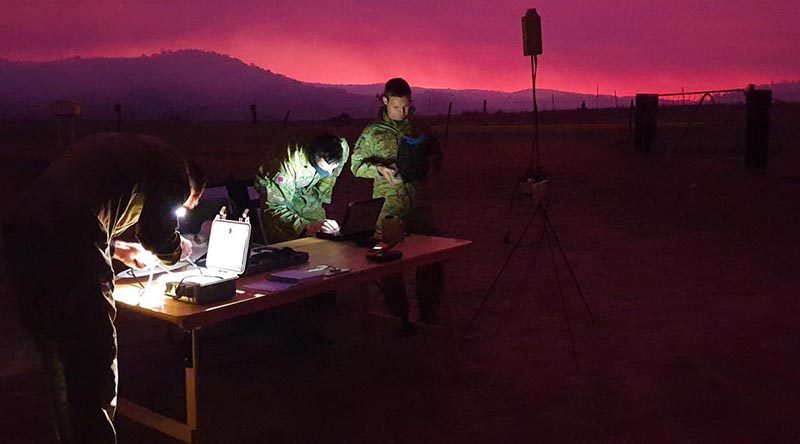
635,94,659,152
745,86,772,168
250,103,258,124
282,110,290,131
443,102,453,153
114,103,122,132
50,100,81,150
628,100,634,139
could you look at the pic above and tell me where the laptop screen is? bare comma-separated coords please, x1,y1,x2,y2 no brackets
339,197,385,235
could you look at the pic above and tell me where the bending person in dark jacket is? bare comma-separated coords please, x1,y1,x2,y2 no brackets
0,133,205,444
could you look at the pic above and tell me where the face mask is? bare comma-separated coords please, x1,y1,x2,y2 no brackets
313,161,332,177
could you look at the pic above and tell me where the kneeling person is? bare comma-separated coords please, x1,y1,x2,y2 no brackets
255,133,349,243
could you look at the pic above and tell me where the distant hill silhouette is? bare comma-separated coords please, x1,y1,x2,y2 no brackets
0,50,367,120
316,82,633,114
766,80,800,102
0,50,797,121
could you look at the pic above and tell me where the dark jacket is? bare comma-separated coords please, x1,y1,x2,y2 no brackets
5,132,191,265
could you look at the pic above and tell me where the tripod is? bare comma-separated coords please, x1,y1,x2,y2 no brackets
462,180,595,370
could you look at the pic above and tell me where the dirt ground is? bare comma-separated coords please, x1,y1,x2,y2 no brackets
2,104,800,443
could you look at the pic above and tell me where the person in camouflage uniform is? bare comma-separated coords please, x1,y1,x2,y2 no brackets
255,133,349,243
351,78,444,328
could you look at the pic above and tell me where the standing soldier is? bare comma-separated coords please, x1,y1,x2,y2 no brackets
0,133,204,444
351,78,444,331
255,132,349,243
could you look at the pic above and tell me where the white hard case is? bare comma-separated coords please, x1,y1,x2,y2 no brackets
164,218,251,304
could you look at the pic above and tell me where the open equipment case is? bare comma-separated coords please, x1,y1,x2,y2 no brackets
164,216,252,304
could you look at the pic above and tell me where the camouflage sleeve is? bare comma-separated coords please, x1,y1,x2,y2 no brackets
351,127,382,179
255,160,311,240
316,176,336,205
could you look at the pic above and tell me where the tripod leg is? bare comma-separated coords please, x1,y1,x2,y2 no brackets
523,224,548,291
542,209,596,325
460,205,541,344
545,231,580,371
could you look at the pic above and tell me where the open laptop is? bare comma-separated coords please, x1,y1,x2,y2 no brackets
317,197,385,241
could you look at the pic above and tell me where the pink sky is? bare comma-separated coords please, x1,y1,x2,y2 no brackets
1,0,798,95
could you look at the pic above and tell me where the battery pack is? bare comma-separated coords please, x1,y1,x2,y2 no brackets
165,274,238,304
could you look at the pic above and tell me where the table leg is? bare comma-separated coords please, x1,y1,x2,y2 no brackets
117,327,200,443
186,328,200,442
357,282,375,353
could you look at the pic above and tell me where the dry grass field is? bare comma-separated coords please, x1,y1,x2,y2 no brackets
2,103,800,443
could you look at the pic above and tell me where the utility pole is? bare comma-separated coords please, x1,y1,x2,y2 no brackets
595,84,599,109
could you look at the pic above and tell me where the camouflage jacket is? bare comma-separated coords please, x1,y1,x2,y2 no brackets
254,139,349,243
351,113,442,228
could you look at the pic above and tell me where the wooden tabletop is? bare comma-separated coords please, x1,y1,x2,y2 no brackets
114,234,471,330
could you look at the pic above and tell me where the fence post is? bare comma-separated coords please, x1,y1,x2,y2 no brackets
635,94,659,152
250,103,258,124
443,102,453,153
282,110,290,131
114,103,122,132
628,100,634,139
745,87,772,168
50,100,81,150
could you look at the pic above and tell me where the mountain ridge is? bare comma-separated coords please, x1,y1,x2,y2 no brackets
1,50,796,120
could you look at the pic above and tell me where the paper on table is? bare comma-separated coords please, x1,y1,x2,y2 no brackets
244,280,298,293
267,264,347,283
115,242,209,279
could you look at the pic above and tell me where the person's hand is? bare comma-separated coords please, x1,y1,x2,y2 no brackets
376,164,398,184
113,241,157,270
321,219,340,233
179,236,193,261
